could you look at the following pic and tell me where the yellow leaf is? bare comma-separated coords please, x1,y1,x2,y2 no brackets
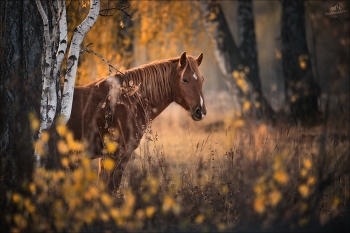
29,112,39,132
136,209,144,220
291,94,299,103
41,131,50,143
254,195,266,214
232,119,245,128
73,169,83,182
101,193,113,207
275,49,282,59
13,214,27,229
162,196,174,212
299,61,307,69
300,168,308,178
243,101,251,111
208,12,216,20
12,193,21,204
61,158,69,168
303,159,312,169
232,70,239,79
110,208,120,219
103,158,115,171
298,184,309,198
106,141,117,154
274,170,289,185
255,101,261,108
221,185,228,195
254,184,265,195
101,212,109,222
307,176,315,185
56,125,67,137
29,183,36,193
24,198,35,214
269,190,282,206
331,197,340,211
146,206,156,218
195,214,205,224
57,140,69,154
33,141,45,157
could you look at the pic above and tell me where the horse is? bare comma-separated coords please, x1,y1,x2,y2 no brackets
66,51,207,193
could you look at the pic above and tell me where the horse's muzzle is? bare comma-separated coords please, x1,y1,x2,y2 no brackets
191,107,206,121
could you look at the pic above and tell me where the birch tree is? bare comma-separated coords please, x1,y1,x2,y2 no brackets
35,0,100,164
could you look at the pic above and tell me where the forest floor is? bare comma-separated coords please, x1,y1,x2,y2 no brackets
115,92,350,232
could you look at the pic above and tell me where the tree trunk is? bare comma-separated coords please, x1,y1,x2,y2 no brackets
238,0,274,120
0,0,42,228
199,0,243,112
60,0,100,125
281,0,320,124
200,0,270,119
34,0,100,165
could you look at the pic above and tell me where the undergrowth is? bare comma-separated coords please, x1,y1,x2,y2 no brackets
3,104,349,232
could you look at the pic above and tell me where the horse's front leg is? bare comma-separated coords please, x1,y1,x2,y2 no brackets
98,151,132,193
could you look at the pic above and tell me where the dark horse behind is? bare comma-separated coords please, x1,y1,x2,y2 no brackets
66,52,207,193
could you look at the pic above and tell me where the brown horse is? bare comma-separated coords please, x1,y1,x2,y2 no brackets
66,52,206,193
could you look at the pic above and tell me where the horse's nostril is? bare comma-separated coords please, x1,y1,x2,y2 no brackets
195,108,201,117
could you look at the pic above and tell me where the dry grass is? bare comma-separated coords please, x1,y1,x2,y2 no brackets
116,92,350,231
5,92,349,232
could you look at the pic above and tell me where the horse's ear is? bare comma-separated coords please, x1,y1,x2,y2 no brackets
179,51,187,67
196,52,203,66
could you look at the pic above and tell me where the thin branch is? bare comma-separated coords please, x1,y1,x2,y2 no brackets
80,44,125,75
99,2,135,18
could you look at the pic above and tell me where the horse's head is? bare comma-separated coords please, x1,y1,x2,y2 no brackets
173,51,207,121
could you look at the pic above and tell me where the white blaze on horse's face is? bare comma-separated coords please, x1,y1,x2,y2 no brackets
175,52,207,121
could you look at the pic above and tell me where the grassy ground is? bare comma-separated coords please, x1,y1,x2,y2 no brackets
116,92,350,232
5,92,349,232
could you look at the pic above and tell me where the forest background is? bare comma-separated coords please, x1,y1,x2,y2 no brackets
0,0,349,232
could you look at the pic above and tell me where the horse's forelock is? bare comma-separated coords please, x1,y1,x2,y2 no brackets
185,56,202,82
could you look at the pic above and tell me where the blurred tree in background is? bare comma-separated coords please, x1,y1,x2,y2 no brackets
281,0,320,125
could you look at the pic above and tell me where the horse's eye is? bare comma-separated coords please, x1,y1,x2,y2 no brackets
182,78,188,83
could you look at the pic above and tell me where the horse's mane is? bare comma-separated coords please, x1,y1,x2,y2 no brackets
120,55,200,105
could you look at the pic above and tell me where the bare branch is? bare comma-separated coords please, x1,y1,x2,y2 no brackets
80,44,125,75
99,2,135,18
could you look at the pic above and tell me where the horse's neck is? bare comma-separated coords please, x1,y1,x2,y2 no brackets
148,98,173,120
121,68,174,121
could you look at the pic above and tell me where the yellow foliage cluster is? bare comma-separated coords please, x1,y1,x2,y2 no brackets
232,68,250,94
298,54,309,70
133,0,204,61
253,155,290,214
298,158,315,199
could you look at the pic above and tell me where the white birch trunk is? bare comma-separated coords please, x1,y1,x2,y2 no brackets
35,0,98,164
60,0,100,125
53,0,68,103
36,0,54,132
36,0,55,163
53,0,68,93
